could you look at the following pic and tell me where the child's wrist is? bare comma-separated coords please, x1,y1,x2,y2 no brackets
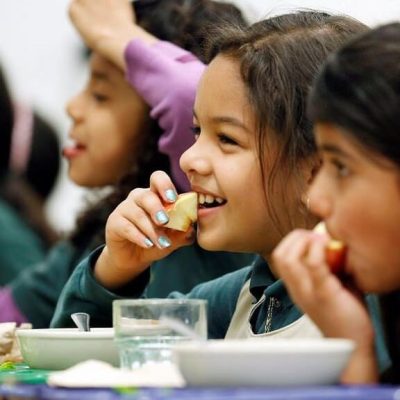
93,26,157,72
94,246,149,290
349,322,376,350
93,34,129,71
341,343,379,384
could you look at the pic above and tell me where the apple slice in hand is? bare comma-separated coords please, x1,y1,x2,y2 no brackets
313,222,346,275
164,192,198,232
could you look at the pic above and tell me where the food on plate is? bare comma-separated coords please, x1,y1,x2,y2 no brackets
0,361,16,371
0,322,31,363
314,222,346,275
164,192,198,232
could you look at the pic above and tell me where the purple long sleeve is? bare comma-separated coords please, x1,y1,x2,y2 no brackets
0,286,28,324
124,39,205,192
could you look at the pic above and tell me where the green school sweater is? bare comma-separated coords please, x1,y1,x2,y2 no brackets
0,198,46,284
10,239,253,328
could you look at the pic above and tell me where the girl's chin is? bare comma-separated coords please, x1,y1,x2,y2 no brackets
197,233,224,252
68,172,95,188
197,239,220,251
68,168,114,188
197,233,242,253
350,268,392,294
357,277,400,294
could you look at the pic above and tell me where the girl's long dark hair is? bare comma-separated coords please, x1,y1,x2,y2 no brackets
70,0,248,249
308,22,400,168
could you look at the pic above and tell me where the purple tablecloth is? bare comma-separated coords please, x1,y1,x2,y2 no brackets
0,384,399,400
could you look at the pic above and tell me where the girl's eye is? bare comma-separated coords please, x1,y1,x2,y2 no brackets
218,134,237,146
92,93,108,103
331,159,350,178
190,125,201,140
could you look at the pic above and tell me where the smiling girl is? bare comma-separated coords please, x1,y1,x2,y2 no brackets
273,23,400,384
50,12,390,363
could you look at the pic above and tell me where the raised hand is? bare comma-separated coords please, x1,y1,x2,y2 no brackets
95,171,195,289
272,229,378,383
273,229,372,339
68,0,155,70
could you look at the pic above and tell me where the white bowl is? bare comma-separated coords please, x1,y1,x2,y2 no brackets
16,328,119,370
173,338,354,387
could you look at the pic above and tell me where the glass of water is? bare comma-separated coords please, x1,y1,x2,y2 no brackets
113,298,207,369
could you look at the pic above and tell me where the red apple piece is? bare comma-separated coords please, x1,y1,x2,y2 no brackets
314,222,346,275
164,192,198,232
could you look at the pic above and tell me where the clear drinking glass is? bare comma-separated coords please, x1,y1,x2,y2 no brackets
113,298,207,369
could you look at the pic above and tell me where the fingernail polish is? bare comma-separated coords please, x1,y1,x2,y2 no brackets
155,210,169,224
144,238,154,248
158,236,171,248
165,189,177,202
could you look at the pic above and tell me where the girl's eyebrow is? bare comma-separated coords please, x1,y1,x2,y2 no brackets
92,71,109,81
319,143,351,159
192,110,250,133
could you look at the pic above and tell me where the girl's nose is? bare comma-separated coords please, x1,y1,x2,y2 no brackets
307,172,332,220
65,93,83,121
180,138,211,179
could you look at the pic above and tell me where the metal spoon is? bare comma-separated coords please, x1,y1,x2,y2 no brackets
71,312,90,332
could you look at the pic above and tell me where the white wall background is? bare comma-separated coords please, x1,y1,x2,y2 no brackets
1,0,399,233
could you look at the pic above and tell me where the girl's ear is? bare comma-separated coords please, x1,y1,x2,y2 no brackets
301,157,322,209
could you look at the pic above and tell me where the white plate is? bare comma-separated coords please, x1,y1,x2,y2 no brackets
173,338,354,387
16,328,119,370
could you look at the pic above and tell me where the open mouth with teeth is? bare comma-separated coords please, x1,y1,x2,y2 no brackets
198,193,227,209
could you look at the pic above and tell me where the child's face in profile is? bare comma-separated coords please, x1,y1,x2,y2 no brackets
64,53,150,188
180,55,293,257
310,122,400,293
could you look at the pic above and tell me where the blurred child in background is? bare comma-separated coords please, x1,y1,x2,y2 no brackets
0,63,60,284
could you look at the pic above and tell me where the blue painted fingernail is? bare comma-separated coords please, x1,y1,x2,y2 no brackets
165,189,177,202
144,238,154,248
155,210,169,224
158,236,171,248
